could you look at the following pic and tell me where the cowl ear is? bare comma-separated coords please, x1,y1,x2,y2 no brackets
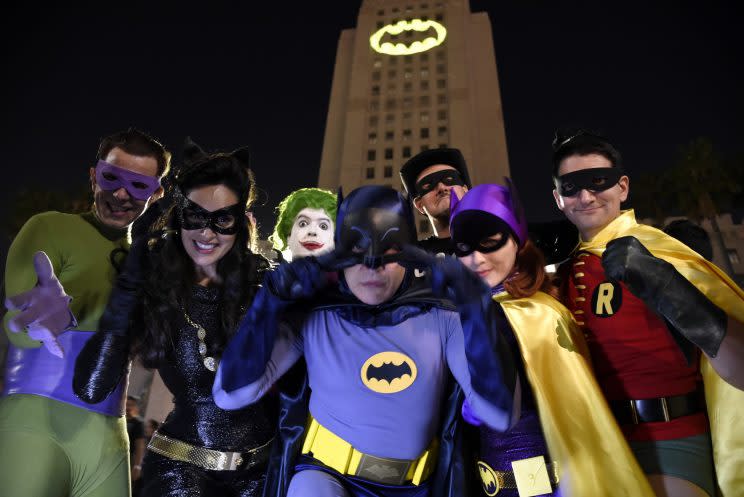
183,137,207,166
449,189,461,213
231,147,251,169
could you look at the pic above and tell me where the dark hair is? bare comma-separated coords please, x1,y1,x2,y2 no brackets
97,128,171,177
551,128,623,179
503,239,558,299
663,219,713,261
133,148,266,368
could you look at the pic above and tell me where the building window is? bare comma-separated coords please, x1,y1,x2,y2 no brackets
367,150,376,161
368,132,377,144
403,146,412,158
376,21,384,29
385,148,394,160
384,165,393,178
373,59,382,68
419,95,430,106
403,129,412,140
388,82,397,92
386,114,395,124
369,116,378,127
377,9,384,16
392,6,399,13
420,127,430,139
436,79,446,89
388,69,397,79
436,50,446,61
389,56,397,66
421,68,429,78
420,80,429,91
728,249,741,265
370,100,379,111
420,53,429,62
404,55,412,64
404,70,413,80
404,82,413,92
420,111,429,123
437,94,447,105
420,144,430,152
366,167,375,179
435,13,443,22
385,131,394,141
386,99,396,110
437,109,447,120
437,126,447,137
403,96,413,108
436,64,446,74
372,85,380,96
372,71,381,82
421,3,429,9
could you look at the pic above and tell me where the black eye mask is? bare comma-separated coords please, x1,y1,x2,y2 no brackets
555,168,623,197
452,213,514,257
179,199,245,235
414,169,465,197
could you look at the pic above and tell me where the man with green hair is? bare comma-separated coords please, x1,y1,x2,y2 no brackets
270,187,337,261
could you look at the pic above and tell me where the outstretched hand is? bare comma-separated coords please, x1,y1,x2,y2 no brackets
5,251,77,357
266,250,357,301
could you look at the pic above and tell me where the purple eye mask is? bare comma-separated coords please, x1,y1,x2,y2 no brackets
95,160,161,200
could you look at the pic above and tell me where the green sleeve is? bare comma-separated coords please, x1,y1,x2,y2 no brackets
3,213,63,348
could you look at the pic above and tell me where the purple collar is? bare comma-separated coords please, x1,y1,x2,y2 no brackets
95,160,161,200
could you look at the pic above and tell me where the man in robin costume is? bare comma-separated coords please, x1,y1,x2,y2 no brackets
551,129,744,497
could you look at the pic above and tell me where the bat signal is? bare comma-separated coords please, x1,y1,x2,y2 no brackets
369,19,447,56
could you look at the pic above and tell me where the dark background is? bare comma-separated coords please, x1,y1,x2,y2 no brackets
2,1,742,265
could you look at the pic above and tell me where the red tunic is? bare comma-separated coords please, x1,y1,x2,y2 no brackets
564,252,708,441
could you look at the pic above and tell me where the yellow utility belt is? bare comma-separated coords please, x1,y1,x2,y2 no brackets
301,415,438,486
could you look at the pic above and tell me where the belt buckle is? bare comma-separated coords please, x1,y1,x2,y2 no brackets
355,453,412,485
477,461,502,496
226,451,245,471
629,399,640,424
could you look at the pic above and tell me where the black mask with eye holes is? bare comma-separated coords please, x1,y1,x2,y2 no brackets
336,186,416,268
414,169,465,198
555,167,623,197
452,211,515,257
178,198,245,235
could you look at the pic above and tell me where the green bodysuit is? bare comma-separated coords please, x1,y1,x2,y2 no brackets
0,211,131,497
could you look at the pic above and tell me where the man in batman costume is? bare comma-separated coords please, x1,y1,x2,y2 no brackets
214,185,517,497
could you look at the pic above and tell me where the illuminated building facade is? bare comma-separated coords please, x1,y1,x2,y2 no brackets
318,0,510,235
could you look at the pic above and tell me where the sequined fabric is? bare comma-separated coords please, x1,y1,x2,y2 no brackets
477,326,555,497
143,284,275,497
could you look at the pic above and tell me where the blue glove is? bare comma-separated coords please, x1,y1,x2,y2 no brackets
400,245,516,415
220,250,353,393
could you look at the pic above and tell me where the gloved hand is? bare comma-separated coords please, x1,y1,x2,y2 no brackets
74,236,148,404
400,244,515,420
5,251,77,358
220,250,354,393
602,236,727,359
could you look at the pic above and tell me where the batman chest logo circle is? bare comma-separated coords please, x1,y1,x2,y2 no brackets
476,461,500,496
360,351,417,394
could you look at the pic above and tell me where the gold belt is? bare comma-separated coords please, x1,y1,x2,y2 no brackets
301,415,438,486
147,431,273,471
477,458,560,497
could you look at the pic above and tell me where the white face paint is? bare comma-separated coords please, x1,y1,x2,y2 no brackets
286,207,334,259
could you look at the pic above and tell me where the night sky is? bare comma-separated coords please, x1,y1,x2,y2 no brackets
2,1,742,264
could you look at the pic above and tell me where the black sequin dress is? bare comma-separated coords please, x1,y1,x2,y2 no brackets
141,285,276,497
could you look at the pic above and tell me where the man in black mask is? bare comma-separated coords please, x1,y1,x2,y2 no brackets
400,148,472,255
214,185,516,497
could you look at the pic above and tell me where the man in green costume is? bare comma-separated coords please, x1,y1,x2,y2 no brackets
0,128,170,497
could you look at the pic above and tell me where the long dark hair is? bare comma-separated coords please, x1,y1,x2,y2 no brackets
133,141,267,368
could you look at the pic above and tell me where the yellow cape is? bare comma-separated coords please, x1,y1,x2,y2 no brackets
578,209,744,497
497,290,654,496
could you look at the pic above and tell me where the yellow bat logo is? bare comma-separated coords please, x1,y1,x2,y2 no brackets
369,19,447,56
361,351,417,393
477,461,501,496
